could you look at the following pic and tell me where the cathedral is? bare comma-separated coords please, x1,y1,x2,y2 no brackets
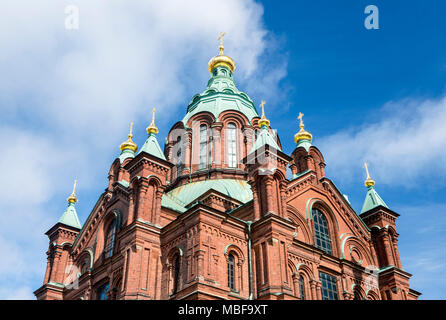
34,36,420,300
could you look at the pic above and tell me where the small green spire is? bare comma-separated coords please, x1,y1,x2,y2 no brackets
249,106,281,154
360,163,388,214
138,108,166,160
58,180,82,229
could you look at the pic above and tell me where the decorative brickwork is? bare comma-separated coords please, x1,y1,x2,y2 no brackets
35,45,420,301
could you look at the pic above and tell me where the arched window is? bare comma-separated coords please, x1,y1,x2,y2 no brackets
312,208,332,255
299,275,305,300
172,255,180,294
353,289,362,300
97,282,109,300
199,124,207,169
227,123,237,168
227,254,235,291
104,219,116,259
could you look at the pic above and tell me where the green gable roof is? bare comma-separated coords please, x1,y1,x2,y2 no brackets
138,132,166,160
58,203,82,229
360,186,388,214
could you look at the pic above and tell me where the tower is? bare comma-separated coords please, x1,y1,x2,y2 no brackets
359,164,416,300
34,181,81,300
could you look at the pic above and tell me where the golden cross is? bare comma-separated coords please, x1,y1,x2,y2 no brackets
298,112,305,129
129,122,134,137
217,32,226,55
72,179,77,196
218,32,226,44
364,162,371,179
260,100,266,117
151,107,156,125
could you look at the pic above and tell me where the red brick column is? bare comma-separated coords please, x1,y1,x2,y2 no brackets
127,191,135,225
154,189,163,226
392,237,402,268
292,273,299,298
381,229,393,266
135,184,148,222
249,180,260,221
310,280,317,300
182,130,192,175
264,176,274,215
280,182,288,219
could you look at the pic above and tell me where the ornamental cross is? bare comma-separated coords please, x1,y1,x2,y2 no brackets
218,32,226,54
260,100,266,117
72,179,77,196
298,112,304,124
364,162,371,179
217,32,226,45
129,122,134,136
151,107,156,125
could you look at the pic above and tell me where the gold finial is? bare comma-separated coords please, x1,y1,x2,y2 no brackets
208,32,236,73
217,32,226,55
363,162,375,188
120,122,138,152
294,112,312,144
258,100,270,128
146,107,159,135
67,179,78,204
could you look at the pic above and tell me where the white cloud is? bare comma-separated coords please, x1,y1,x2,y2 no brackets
318,96,446,188
0,286,36,300
0,0,286,299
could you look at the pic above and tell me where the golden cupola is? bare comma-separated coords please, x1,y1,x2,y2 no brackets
294,112,313,144
146,107,159,135
208,32,236,74
120,122,138,153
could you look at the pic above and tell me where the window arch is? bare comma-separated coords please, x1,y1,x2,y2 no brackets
79,256,89,275
227,122,237,167
228,253,235,291
176,135,182,167
312,208,332,255
299,274,306,300
199,124,207,169
354,289,363,300
104,219,117,259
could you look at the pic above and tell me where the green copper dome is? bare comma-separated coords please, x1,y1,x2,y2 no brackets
182,66,259,125
162,179,253,213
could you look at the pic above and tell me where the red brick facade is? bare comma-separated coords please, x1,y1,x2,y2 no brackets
34,63,420,301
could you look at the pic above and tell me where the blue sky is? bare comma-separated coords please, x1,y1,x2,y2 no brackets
0,0,445,299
